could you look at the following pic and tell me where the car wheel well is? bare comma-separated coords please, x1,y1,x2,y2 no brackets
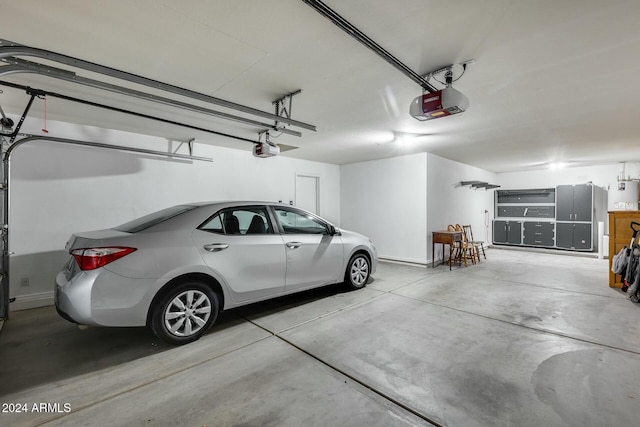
146,273,225,326
351,249,371,263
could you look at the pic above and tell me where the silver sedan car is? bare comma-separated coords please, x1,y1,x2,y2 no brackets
55,201,377,345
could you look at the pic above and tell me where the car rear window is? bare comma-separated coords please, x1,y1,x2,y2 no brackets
114,205,197,233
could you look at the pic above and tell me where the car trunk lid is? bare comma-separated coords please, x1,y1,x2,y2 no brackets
65,229,133,252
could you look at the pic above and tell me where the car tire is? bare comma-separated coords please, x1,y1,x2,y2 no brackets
344,253,370,290
150,282,219,345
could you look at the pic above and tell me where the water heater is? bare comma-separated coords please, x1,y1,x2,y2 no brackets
608,180,639,211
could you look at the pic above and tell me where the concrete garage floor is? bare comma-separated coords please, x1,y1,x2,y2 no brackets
1,248,640,426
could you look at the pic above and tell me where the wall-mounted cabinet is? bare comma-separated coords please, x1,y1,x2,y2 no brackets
556,184,592,222
493,184,603,252
496,206,555,218
496,189,556,204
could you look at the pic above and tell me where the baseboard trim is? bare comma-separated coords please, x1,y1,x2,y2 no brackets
379,256,429,267
10,291,54,312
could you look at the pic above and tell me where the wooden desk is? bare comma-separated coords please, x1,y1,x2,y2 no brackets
432,230,463,270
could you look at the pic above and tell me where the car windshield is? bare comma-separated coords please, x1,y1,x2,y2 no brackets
114,205,197,233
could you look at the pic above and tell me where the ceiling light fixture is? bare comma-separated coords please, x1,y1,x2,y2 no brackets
393,132,419,147
548,162,566,170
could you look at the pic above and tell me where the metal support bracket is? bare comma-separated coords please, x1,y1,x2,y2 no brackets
258,130,275,146
273,90,302,130
173,138,195,157
0,91,37,144
422,60,475,92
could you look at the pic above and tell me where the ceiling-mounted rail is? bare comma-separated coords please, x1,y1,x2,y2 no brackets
0,80,260,146
301,0,437,93
0,57,302,138
0,39,317,132
3,134,213,162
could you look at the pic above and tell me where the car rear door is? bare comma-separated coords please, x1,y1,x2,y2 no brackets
191,205,286,304
271,206,343,292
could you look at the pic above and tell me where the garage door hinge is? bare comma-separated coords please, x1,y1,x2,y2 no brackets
0,182,6,190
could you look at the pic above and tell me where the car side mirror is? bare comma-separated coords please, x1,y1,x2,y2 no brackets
327,225,339,236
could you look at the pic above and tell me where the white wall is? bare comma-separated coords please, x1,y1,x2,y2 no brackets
340,153,428,264
426,153,496,262
495,163,632,191
8,119,340,310
340,152,496,265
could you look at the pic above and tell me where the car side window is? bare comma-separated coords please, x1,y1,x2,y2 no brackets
200,207,273,235
199,213,224,234
275,208,328,234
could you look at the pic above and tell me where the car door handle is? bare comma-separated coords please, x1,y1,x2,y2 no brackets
286,242,302,249
204,243,229,252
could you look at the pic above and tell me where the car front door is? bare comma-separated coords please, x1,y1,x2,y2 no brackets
191,206,286,304
272,206,344,292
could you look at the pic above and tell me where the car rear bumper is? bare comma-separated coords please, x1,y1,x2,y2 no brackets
55,269,100,326
55,261,158,327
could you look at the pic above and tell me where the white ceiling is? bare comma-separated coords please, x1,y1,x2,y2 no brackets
1,0,640,172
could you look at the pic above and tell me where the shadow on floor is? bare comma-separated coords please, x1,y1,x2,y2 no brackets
0,307,242,397
233,280,367,321
0,278,372,397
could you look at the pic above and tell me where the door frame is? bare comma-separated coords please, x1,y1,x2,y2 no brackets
295,173,320,214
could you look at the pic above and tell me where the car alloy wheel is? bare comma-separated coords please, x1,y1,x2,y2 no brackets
151,282,219,345
164,289,211,337
345,254,370,290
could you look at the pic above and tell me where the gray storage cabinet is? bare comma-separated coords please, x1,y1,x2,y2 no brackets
493,220,522,244
494,189,554,247
493,184,601,252
523,221,555,247
556,222,592,250
555,184,594,250
556,184,593,222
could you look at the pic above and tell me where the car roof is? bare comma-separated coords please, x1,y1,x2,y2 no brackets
186,201,289,208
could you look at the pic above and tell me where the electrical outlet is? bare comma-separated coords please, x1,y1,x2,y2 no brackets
20,276,30,287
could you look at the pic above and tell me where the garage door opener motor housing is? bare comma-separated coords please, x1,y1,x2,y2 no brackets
409,87,469,121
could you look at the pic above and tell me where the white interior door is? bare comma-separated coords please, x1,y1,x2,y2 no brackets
295,174,319,214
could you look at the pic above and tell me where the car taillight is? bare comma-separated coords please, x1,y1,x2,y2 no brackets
71,247,137,271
